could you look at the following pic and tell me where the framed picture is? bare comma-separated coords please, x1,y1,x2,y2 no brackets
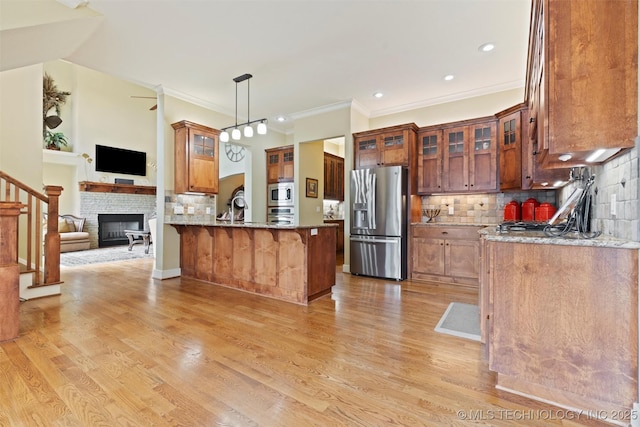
306,178,318,198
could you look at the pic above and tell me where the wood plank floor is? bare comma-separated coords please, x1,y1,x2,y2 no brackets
1,258,610,426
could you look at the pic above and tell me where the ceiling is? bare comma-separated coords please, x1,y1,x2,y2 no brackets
0,0,532,134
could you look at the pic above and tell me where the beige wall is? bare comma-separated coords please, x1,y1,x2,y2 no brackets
297,140,324,225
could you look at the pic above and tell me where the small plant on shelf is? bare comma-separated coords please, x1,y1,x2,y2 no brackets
43,131,69,150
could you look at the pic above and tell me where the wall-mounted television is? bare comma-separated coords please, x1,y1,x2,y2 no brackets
95,144,146,176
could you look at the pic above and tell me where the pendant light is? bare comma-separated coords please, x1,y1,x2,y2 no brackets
219,74,267,143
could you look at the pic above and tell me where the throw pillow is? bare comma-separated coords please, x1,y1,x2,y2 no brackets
58,219,70,233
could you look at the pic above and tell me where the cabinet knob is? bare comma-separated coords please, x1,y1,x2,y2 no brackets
529,117,535,123
442,231,448,235
525,175,531,179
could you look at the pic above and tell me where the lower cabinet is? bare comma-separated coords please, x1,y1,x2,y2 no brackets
410,225,481,287
324,219,344,252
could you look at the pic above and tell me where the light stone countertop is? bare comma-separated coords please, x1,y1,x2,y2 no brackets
166,219,338,229
480,227,640,249
411,222,495,227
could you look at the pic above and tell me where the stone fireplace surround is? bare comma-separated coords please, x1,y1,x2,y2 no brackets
80,189,156,249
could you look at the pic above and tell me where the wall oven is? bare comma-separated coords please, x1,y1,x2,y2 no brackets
267,206,294,225
267,182,294,207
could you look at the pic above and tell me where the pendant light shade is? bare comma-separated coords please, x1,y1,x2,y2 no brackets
220,74,267,143
257,120,267,135
220,131,230,143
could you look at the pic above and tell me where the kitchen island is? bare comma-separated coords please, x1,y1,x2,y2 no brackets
170,221,337,305
480,228,639,423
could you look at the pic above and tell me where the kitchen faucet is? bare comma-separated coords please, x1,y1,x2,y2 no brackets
230,195,248,224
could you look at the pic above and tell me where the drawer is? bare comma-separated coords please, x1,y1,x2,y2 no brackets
412,225,481,240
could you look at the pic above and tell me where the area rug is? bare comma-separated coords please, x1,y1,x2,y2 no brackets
434,302,481,342
60,245,153,267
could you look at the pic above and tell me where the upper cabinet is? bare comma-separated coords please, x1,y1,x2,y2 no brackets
442,119,497,193
353,123,418,170
324,152,344,201
266,145,294,183
526,0,638,167
417,118,498,194
172,120,219,194
417,128,442,193
496,106,523,191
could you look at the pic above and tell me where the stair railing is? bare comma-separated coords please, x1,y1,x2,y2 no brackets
0,171,62,286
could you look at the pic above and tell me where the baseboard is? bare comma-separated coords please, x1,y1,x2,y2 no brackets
152,267,181,280
343,263,350,273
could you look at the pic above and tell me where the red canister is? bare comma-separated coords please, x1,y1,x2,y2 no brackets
521,198,540,222
535,203,557,222
503,200,521,221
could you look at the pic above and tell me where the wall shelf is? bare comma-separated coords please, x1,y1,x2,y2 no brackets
79,181,156,195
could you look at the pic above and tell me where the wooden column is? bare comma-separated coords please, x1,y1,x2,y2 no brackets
0,202,24,342
43,185,62,284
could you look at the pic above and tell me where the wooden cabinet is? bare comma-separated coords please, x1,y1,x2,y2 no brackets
172,120,219,194
410,225,481,287
496,107,522,191
323,153,344,201
521,105,570,189
525,0,637,167
266,145,294,183
442,119,497,193
483,238,638,419
324,219,344,252
353,123,418,170
417,128,442,194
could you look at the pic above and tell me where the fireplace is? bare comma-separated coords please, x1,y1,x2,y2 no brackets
98,214,144,247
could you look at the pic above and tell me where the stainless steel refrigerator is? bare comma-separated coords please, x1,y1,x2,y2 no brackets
349,165,407,280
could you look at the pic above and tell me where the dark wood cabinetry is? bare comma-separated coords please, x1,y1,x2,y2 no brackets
323,152,344,201
410,225,481,288
417,128,442,194
266,145,294,183
525,0,637,167
172,120,219,195
353,123,417,170
497,107,522,191
442,119,497,193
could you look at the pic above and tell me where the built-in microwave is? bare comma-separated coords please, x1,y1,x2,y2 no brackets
267,182,294,206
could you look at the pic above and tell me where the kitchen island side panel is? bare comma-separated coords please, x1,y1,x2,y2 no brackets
171,223,336,305
488,241,638,416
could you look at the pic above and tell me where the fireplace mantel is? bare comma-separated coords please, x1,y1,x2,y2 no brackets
79,181,156,195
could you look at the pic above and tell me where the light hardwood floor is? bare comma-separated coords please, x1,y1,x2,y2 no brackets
1,258,609,426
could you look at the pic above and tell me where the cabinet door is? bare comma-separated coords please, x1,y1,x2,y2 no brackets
335,156,344,201
324,155,334,199
445,239,479,280
469,121,497,192
280,148,294,181
417,130,442,194
189,130,219,193
443,126,469,192
266,151,281,183
355,136,380,169
499,111,522,190
411,237,445,276
380,130,409,166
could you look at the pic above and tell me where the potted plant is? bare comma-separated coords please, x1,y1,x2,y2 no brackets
44,130,69,150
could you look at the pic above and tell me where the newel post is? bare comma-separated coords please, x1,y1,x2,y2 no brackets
44,185,63,284
0,202,25,342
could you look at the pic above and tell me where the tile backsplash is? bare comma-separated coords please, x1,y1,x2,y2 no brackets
420,191,557,225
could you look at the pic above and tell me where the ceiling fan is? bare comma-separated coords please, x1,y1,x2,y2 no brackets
130,95,157,110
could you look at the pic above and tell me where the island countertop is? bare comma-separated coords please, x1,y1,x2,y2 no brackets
167,219,338,229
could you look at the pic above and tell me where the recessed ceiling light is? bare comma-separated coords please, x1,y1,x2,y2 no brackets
479,43,495,52
276,116,286,122
443,75,454,81
373,92,384,98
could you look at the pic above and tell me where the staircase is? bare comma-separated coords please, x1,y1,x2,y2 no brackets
0,171,63,300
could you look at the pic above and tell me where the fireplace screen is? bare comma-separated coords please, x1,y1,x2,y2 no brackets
98,214,144,247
